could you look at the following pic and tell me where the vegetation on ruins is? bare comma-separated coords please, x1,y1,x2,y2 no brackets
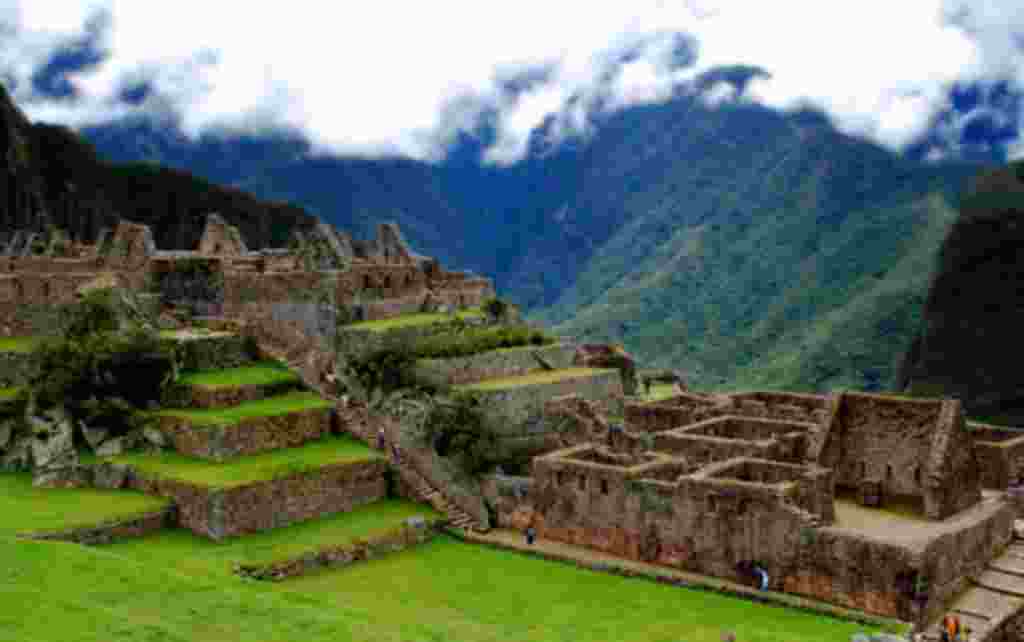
154,391,333,427
410,324,553,359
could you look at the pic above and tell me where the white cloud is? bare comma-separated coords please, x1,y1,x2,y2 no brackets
1,0,1023,162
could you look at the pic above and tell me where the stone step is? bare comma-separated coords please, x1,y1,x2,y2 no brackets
976,570,1024,599
1004,543,1024,558
954,585,1023,622
990,555,1024,578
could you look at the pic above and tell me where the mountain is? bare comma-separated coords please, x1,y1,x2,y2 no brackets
80,91,984,392
898,161,1024,424
0,84,317,250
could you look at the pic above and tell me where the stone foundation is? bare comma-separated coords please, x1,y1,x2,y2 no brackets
125,458,389,540
156,407,334,461
236,517,443,581
414,343,577,386
23,506,176,545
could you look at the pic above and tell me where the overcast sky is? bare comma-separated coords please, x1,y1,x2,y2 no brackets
2,0,1022,163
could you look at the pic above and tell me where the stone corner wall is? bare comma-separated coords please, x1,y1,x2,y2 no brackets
156,407,333,461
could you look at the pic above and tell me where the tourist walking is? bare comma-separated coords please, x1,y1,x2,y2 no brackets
525,525,536,545
390,442,401,465
376,427,387,451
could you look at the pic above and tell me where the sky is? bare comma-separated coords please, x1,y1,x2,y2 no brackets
1,0,1023,164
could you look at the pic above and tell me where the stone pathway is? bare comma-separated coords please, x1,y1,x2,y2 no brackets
461,528,904,632
921,543,1024,641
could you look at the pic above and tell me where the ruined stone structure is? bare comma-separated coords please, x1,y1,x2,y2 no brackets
0,215,493,336
494,389,1021,631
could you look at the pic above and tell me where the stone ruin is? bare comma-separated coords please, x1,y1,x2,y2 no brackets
0,214,494,336
491,389,1022,632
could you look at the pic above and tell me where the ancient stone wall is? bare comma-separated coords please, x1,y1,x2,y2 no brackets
414,343,577,386
236,518,443,581
156,407,334,461
24,506,176,545
126,458,389,539
972,424,1024,489
811,393,982,519
163,380,300,409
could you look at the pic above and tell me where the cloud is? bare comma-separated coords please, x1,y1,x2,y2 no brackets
1,0,1023,163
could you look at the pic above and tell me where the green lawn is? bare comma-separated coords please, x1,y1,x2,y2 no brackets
0,386,22,400
0,533,887,642
0,336,41,353
345,308,482,332
108,499,441,573
89,435,382,489
0,473,169,536
177,361,300,389
640,383,680,403
454,367,617,391
153,391,332,426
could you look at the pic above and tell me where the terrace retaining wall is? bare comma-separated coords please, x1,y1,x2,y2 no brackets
156,406,334,461
162,380,301,409
414,343,576,386
125,458,389,539
236,517,444,581
23,505,176,545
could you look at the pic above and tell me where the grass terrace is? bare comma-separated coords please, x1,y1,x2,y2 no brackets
0,336,41,353
176,361,300,389
454,367,617,392
107,499,442,577
0,473,169,536
153,391,332,426
0,386,22,400
345,308,482,332
1,532,890,642
89,435,381,489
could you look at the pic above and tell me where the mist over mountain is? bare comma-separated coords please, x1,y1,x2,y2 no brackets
78,80,987,392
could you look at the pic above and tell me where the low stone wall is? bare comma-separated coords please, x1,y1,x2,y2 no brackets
625,398,725,433
164,334,258,371
470,370,623,462
23,506,176,545
0,351,35,386
414,343,576,386
971,424,1024,489
156,407,334,461
335,317,474,361
236,517,444,581
125,458,389,540
162,380,301,409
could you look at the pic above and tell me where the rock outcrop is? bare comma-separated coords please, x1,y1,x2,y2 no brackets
898,162,1024,424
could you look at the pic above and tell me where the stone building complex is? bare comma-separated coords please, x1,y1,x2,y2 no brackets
491,389,1024,637
0,214,493,336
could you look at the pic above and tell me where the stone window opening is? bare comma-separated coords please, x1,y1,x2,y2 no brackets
859,461,867,479
383,275,392,290
707,494,717,512
578,475,586,492
41,281,50,300
363,275,373,289
914,467,921,485
405,274,413,287
556,471,565,486
600,479,609,495
886,465,893,481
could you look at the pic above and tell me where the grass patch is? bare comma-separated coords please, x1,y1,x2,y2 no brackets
177,361,300,389
0,336,41,353
108,499,441,573
0,473,169,536
0,386,22,400
345,308,482,332
641,383,679,402
89,435,382,489
1,533,883,642
153,391,332,426
454,367,617,392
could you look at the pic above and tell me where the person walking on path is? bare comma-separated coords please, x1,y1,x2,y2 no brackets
390,442,401,465
376,427,387,451
525,525,536,545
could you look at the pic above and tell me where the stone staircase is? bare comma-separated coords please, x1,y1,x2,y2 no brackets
923,542,1024,641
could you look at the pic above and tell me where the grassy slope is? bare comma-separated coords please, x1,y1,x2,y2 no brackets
91,435,381,488
0,474,168,535
2,534,874,642
0,386,21,400
454,367,616,391
109,499,441,570
177,361,300,388
153,391,332,426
